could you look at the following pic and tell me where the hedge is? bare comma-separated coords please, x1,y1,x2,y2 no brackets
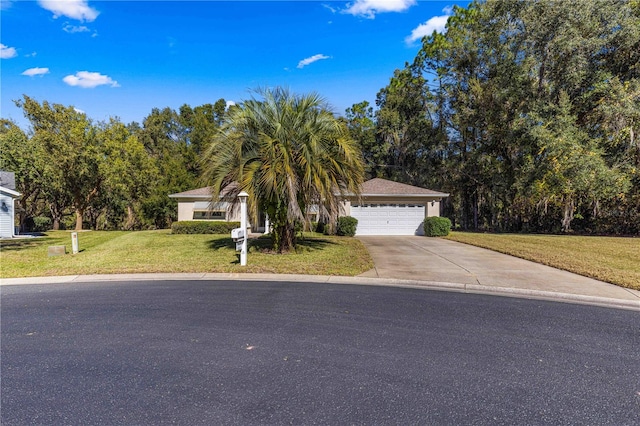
423,216,452,237
171,221,241,234
336,216,358,237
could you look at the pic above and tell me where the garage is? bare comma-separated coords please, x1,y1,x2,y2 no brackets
344,178,449,236
350,203,425,236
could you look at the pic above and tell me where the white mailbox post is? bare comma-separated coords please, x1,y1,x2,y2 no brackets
231,227,245,251
71,232,79,254
238,191,249,266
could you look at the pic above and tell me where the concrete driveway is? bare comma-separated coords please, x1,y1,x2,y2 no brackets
357,236,640,303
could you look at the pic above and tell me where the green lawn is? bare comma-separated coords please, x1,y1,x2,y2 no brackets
445,232,640,291
0,230,374,279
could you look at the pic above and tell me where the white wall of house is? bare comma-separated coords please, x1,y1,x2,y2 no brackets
0,187,19,238
177,201,195,222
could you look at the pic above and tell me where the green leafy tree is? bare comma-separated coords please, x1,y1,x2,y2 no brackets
135,107,198,228
526,93,629,231
344,101,378,178
16,96,102,230
375,65,439,186
0,120,46,230
202,88,364,252
92,118,158,229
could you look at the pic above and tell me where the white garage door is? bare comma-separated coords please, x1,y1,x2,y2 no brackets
350,204,425,236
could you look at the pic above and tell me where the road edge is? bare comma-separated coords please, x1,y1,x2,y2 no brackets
2,273,639,311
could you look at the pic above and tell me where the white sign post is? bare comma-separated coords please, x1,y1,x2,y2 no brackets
238,191,249,266
71,232,79,254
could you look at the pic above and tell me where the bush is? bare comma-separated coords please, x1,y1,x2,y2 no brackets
171,221,241,234
31,216,52,232
424,216,452,237
336,216,358,237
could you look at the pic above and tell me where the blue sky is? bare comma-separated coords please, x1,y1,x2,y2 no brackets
1,0,468,130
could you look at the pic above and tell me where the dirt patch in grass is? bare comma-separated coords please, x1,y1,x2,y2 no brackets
445,232,640,290
0,230,374,279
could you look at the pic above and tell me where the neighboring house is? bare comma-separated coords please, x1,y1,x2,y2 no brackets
0,171,21,238
168,178,449,236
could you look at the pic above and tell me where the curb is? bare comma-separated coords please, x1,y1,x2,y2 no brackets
1,273,639,311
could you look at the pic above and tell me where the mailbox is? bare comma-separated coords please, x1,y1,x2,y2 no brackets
231,227,245,242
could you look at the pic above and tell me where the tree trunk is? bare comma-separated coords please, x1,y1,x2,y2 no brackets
75,209,84,230
18,198,29,233
125,205,135,230
49,204,63,231
561,198,574,232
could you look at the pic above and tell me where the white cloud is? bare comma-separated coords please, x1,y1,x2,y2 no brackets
343,0,416,19
63,71,119,88
322,3,337,13
225,100,236,108
297,54,330,69
73,107,85,114
38,0,99,22
1,43,17,59
63,24,90,33
22,67,50,77
405,9,452,44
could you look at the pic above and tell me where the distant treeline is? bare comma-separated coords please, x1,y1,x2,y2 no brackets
1,96,228,231
343,0,639,234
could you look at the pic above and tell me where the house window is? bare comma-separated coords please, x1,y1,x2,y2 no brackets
193,210,226,220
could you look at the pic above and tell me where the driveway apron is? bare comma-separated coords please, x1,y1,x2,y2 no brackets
357,236,640,302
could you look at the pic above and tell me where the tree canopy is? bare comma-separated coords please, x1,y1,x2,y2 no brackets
1,96,228,231
348,0,639,234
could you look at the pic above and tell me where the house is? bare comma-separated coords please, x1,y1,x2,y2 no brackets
168,178,449,236
0,171,21,238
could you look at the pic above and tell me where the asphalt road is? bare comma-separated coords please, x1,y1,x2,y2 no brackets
2,280,639,425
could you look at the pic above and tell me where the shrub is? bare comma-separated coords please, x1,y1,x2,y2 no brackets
32,216,52,232
424,216,452,237
171,221,241,234
336,216,358,237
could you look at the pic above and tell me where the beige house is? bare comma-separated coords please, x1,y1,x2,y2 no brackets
169,178,448,236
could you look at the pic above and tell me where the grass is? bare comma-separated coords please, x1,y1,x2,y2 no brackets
445,232,640,291
0,230,374,279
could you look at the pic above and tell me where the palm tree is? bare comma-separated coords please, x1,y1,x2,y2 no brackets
201,87,364,252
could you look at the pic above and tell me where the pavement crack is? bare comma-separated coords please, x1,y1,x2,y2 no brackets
406,240,481,285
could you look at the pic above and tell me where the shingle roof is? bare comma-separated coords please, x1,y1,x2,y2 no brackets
169,179,448,199
360,178,448,197
0,171,16,190
169,187,213,197
169,183,238,199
